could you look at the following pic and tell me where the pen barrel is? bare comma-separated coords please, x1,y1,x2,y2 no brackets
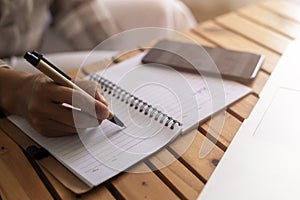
37,60,80,89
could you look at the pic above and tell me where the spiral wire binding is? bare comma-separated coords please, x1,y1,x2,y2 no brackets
89,74,182,130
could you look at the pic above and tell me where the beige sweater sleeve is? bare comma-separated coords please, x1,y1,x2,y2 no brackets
50,0,119,50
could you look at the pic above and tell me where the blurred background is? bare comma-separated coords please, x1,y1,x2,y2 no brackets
6,0,299,56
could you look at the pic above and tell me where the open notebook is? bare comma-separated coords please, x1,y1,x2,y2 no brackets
8,53,251,188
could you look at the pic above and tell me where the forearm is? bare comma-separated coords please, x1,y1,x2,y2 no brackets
0,67,31,116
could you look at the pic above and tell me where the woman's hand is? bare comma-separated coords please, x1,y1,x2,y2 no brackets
0,68,109,137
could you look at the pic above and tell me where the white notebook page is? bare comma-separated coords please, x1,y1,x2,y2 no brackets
96,53,252,133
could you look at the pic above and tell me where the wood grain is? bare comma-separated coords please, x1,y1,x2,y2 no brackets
228,94,258,121
111,162,180,199
146,148,204,199
261,1,300,23
82,187,116,200
215,12,292,54
238,4,300,39
200,111,242,151
0,130,52,200
113,50,143,63
169,130,224,182
40,167,116,200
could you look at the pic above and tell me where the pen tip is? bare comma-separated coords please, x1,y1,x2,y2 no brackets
110,116,125,128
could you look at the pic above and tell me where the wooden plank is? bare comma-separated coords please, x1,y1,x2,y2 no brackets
67,68,85,79
169,130,224,182
80,59,112,76
181,31,214,46
238,4,300,39
112,162,180,199
40,167,115,200
228,94,258,121
169,30,216,47
1,117,94,195
83,188,116,200
0,130,52,200
113,50,142,63
215,12,292,54
260,1,300,23
201,94,257,146
200,111,242,151
193,20,280,74
146,148,204,199
39,167,85,200
246,70,269,95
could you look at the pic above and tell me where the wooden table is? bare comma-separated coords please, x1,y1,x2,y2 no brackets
1,1,299,199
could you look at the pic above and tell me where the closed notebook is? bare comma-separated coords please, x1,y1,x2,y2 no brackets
8,53,251,188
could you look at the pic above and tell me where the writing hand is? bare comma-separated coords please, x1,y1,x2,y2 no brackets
0,68,109,137
24,74,110,136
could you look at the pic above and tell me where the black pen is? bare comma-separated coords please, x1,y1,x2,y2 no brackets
24,51,124,128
